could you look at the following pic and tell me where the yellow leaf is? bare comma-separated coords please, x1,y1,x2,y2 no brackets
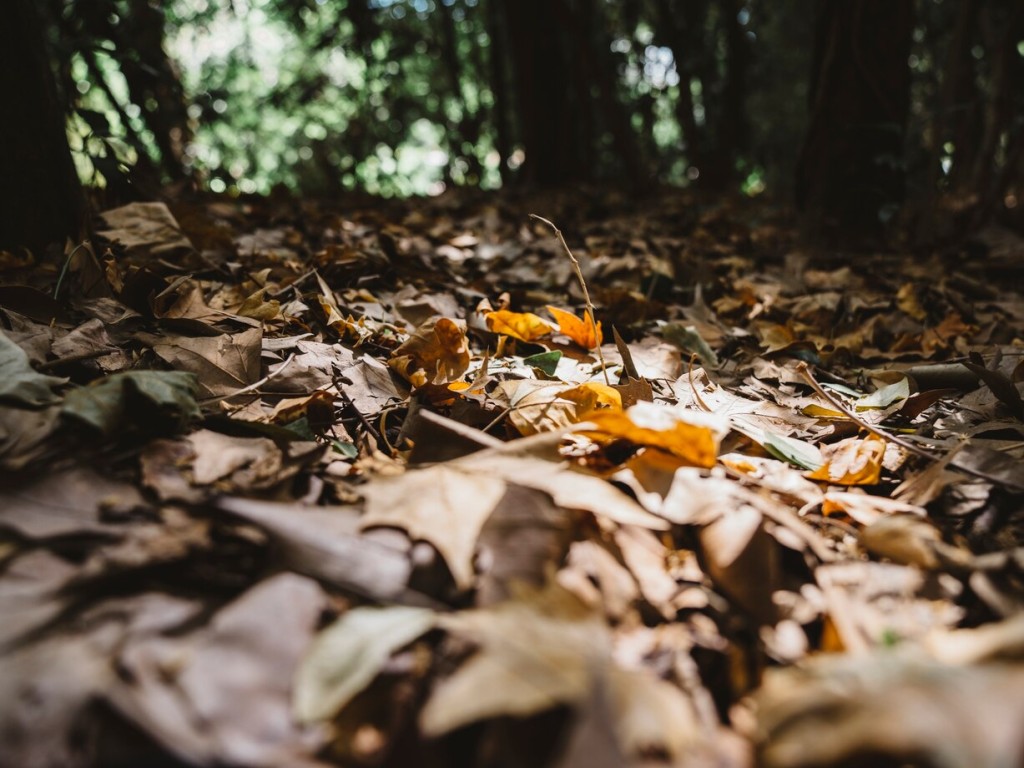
807,436,886,486
389,317,470,387
584,403,718,468
485,310,554,343
547,305,602,349
557,382,622,415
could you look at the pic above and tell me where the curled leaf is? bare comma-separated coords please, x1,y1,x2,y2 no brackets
389,317,470,387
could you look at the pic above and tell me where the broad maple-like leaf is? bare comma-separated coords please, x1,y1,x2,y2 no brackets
389,317,470,387
547,305,602,349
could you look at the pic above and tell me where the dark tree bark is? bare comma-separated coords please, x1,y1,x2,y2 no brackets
502,0,588,186
577,0,644,186
654,0,708,178
438,0,483,185
706,0,751,187
0,0,83,252
796,0,915,245
486,0,512,185
970,2,1024,220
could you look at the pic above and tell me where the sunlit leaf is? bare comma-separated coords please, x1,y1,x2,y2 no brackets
485,310,553,343
389,316,470,387
808,436,886,485
547,305,602,349
584,402,718,467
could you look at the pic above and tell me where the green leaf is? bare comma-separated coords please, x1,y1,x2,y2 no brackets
0,330,66,407
523,350,562,376
659,322,720,368
294,606,436,723
331,439,358,458
855,378,910,411
762,430,824,470
62,370,200,436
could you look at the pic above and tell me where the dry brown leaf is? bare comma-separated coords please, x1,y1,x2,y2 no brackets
153,327,263,398
360,466,508,590
807,435,886,486
389,316,470,387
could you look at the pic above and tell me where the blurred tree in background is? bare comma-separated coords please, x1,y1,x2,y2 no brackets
10,0,1024,249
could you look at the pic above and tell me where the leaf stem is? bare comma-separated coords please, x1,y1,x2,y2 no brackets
530,214,610,386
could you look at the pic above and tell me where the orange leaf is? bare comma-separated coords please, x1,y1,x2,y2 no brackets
389,317,470,387
807,436,886,486
546,305,602,349
584,403,718,468
485,310,554,343
557,382,622,415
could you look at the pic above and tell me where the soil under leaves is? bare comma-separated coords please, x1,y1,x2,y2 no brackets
1,187,1023,768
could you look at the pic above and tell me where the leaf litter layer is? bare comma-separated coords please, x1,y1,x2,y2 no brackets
1,188,1023,768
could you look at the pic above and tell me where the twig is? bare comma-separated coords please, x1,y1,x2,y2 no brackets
798,362,1022,489
530,215,610,386
333,373,384,449
53,242,90,301
199,353,296,405
687,354,713,412
37,347,120,370
795,362,935,461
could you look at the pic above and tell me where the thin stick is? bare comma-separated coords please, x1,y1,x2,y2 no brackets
199,353,296,405
687,354,713,412
795,362,935,460
530,215,610,386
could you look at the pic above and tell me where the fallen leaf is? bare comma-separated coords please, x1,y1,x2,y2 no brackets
389,317,470,386
749,654,1024,768
98,202,194,259
111,574,328,767
807,436,886,485
294,606,436,723
0,329,66,407
62,370,200,436
153,327,263,398
584,401,720,467
547,305,602,349
360,465,508,590
420,583,608,735
485,309,554,342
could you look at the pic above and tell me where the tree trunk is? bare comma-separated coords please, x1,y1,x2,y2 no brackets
502,0,587,187
0,0,83,253
796,0,914,246
487,0,512,185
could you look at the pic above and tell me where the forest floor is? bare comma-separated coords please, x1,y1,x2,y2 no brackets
1,187,1023,768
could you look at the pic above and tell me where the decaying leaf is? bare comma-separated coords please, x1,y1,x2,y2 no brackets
389,316,470,386
0,329,66,407
749,654,1024,768
62,369,200,437
360,466,508,590
294,606,436,723
153,327,263,398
